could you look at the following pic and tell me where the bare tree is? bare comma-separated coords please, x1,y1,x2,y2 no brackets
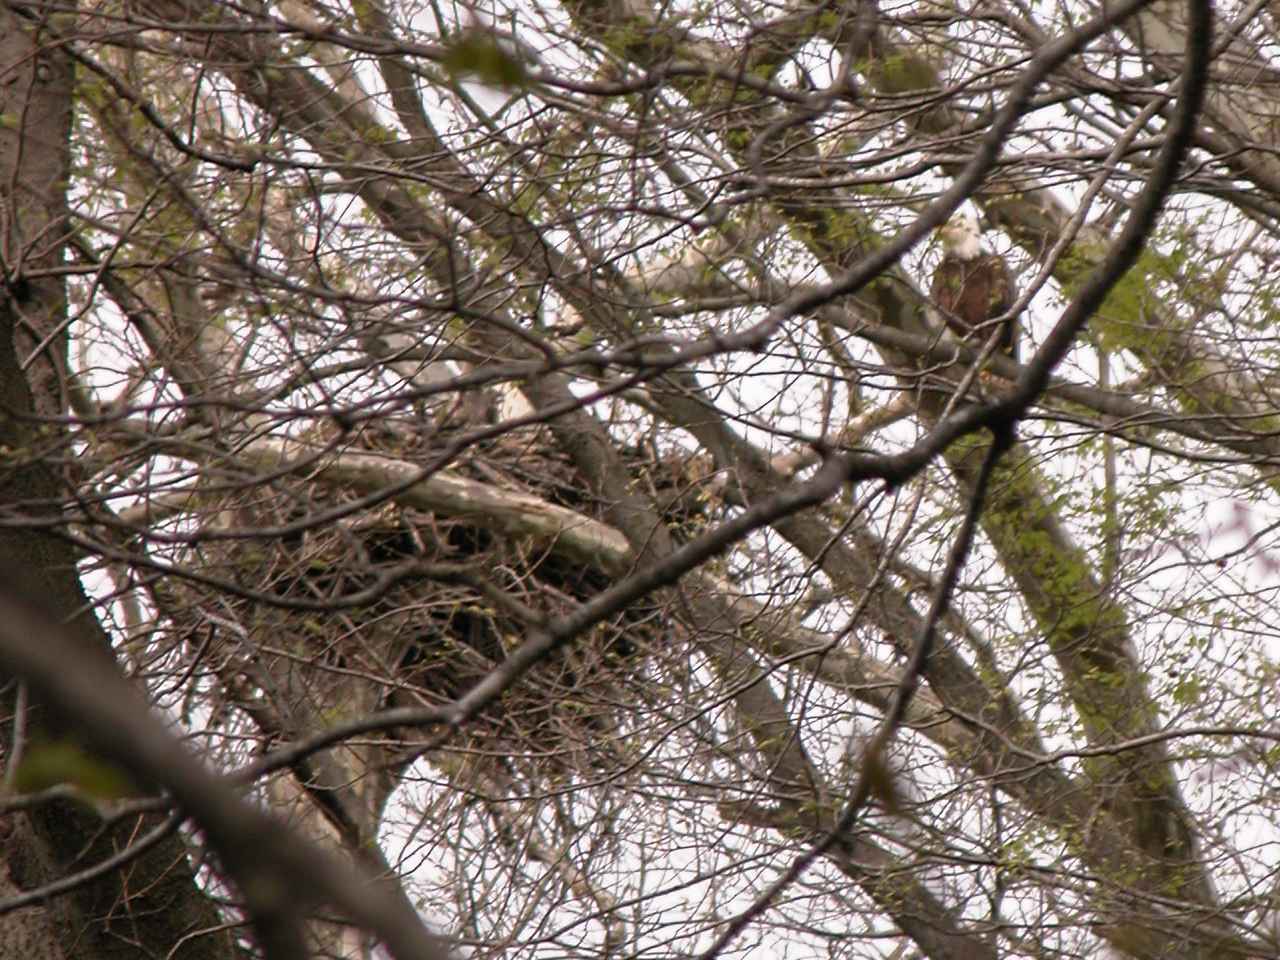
5,0,1280,958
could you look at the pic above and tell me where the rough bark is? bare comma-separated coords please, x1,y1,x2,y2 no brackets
0,7,238,959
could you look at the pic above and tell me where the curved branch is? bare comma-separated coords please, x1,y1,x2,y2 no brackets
0,578,456,960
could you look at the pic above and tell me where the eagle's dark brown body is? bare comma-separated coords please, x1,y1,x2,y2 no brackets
931,251,1018,361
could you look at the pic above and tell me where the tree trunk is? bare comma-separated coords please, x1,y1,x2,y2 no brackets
0,7,239,959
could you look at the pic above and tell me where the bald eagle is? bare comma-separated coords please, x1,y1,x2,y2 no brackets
931,215,1018,362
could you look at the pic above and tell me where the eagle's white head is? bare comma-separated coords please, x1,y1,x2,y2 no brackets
938,214,982,260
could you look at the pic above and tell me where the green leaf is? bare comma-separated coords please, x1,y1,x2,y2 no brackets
441,30,528,89
11,740,138,800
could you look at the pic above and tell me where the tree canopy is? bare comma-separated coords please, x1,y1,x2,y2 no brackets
3,0,1280,958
